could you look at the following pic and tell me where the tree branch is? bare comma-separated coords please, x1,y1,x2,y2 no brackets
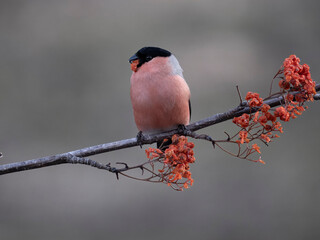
1,83,319,176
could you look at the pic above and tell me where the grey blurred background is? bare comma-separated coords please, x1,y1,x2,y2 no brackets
0,1,320,239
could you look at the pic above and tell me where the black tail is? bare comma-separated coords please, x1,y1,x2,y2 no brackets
157,138,172,150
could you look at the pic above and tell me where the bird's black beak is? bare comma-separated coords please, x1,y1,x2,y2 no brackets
129,54,139,63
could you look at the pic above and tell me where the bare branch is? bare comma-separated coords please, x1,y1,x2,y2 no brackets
0,83,319,176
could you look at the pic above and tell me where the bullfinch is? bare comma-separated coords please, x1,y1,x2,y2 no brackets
129,47,191,148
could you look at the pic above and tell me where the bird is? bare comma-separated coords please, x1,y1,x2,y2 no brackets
129,46,191,148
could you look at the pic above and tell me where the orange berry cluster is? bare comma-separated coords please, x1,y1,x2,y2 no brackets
233,97,282,147
275,55,315,121
280,55,316,101
145,135,195,190
232,55,315,162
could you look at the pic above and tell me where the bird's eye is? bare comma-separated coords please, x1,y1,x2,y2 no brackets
146,56,153,61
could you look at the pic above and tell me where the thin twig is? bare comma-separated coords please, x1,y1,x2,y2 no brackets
270,69,278,96
236,85,243,104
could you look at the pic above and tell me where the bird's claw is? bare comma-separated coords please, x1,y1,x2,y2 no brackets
136,131,145,148
177,124,192,136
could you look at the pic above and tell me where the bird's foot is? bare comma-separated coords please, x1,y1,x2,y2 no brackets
136,131,145,148
177,124,192,136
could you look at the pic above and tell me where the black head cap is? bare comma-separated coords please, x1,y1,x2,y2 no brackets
129,47,171,68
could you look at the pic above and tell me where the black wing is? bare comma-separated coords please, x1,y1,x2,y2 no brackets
189,99,191,121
